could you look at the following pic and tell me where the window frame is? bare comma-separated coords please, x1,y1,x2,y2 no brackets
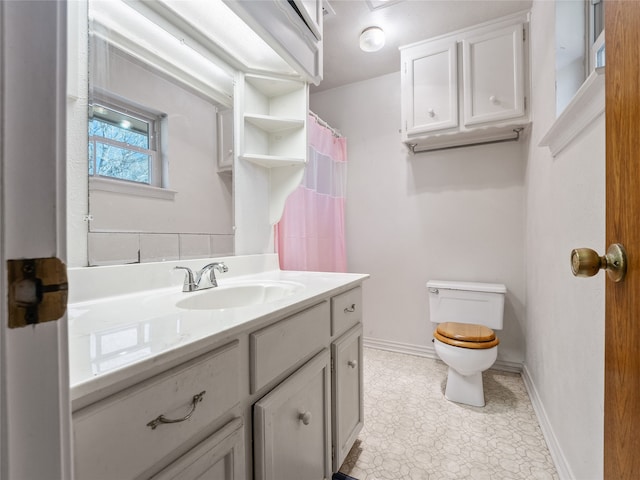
88,93,164,188
588,0,605,72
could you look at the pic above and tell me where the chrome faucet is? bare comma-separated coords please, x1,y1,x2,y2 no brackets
174,262,228,292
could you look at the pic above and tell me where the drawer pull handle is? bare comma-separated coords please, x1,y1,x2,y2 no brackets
347,360,358,369
146,391,206,430
299,411,312,425
344,304,356,313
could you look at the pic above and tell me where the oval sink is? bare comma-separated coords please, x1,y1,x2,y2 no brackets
175,281,304,310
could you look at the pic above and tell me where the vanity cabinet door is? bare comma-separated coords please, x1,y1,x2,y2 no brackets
254,350,332,480
151,418,245,480
401,39,458,136
332,324,364,471
462,22,525,126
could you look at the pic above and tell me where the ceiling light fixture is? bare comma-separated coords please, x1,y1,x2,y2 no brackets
359,26,385,52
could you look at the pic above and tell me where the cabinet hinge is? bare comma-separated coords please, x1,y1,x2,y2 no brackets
331,444,335,461
524,96,527,111
331,358,334,373
523,28,526,42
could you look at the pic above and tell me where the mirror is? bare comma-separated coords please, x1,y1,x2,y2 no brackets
67,0,304,268
68,0,236,267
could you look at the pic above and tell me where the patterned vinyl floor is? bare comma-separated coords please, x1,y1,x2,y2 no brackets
339,348,559,480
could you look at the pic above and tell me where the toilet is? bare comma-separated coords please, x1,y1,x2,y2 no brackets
427,280,506,407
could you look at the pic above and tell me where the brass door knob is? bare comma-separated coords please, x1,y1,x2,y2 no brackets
570,243,627,282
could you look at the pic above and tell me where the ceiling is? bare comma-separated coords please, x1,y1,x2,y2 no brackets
312,0,532,93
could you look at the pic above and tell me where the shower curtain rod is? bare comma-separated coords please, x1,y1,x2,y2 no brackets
309,110,343,138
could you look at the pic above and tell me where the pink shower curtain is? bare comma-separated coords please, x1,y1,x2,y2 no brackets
276,113,347,272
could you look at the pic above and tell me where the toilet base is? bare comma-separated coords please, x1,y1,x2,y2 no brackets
444,367,485,407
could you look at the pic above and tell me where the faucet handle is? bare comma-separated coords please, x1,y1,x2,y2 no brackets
174,266,196,292
216,262,228,273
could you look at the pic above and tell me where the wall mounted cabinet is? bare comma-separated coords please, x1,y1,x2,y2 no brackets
223,0,323,85
401,11,530,153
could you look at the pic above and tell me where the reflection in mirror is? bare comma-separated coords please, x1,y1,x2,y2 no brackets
73,0,237,267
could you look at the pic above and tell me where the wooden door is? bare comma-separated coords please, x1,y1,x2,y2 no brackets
604,2,640,477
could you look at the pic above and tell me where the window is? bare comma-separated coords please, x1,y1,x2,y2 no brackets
88,99,163,186
555,0,605,115
590,0,605,70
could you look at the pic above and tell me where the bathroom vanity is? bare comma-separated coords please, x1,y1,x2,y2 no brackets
68,254,367,479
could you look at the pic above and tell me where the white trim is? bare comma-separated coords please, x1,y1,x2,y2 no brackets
1,1,72,477
90,176,177,200
539,67,605,157
522,365,574,480
363,337,523,374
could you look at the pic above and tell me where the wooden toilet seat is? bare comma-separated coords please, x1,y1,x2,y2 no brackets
434,322,499,349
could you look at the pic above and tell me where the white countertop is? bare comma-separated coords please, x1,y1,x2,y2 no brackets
68,255,368,408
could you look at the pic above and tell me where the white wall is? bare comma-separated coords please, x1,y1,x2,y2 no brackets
310,72,527,368
524,1,605,478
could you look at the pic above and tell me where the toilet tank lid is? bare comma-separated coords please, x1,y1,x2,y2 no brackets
426,280,506,294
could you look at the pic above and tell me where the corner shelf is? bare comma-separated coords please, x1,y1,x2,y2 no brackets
244,113,304,133
240,153,305,168
234,71,308,253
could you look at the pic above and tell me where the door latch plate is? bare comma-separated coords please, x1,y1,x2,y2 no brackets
7,257,68,328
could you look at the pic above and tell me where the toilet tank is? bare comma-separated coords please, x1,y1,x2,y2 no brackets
427,280,506,329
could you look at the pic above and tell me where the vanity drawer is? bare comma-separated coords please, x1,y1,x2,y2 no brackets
250,301,330,394
73,341,240,480
331,287,362,337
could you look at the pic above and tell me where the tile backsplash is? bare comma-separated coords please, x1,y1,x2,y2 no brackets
88,232,234,266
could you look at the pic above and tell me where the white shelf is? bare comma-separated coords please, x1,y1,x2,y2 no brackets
539,67,605,158
245,74,304,97
244,114,304,133
241,153,306,168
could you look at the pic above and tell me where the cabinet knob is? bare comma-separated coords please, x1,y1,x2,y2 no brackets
489,95,500,105
298,411,312,425
427,108,435,118
347,360,358,369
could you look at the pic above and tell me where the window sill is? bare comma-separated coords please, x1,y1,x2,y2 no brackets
539,67,605,157
89,177,177,200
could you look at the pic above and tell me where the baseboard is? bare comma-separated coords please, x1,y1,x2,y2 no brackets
522,365,574,480
363,337,439,360
363,336,523,373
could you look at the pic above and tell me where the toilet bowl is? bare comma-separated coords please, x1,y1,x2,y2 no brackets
427,281,506,407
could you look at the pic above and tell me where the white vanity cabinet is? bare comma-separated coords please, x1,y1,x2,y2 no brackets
254,350,332,480
331,324,364,471
70,267,367,480
151,418,245,480
401,12,530,152
251,286,364,477
72,341,242,480
330,288,364,471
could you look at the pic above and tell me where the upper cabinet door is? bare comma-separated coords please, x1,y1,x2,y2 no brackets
402,39,458,136
462,23,525,126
